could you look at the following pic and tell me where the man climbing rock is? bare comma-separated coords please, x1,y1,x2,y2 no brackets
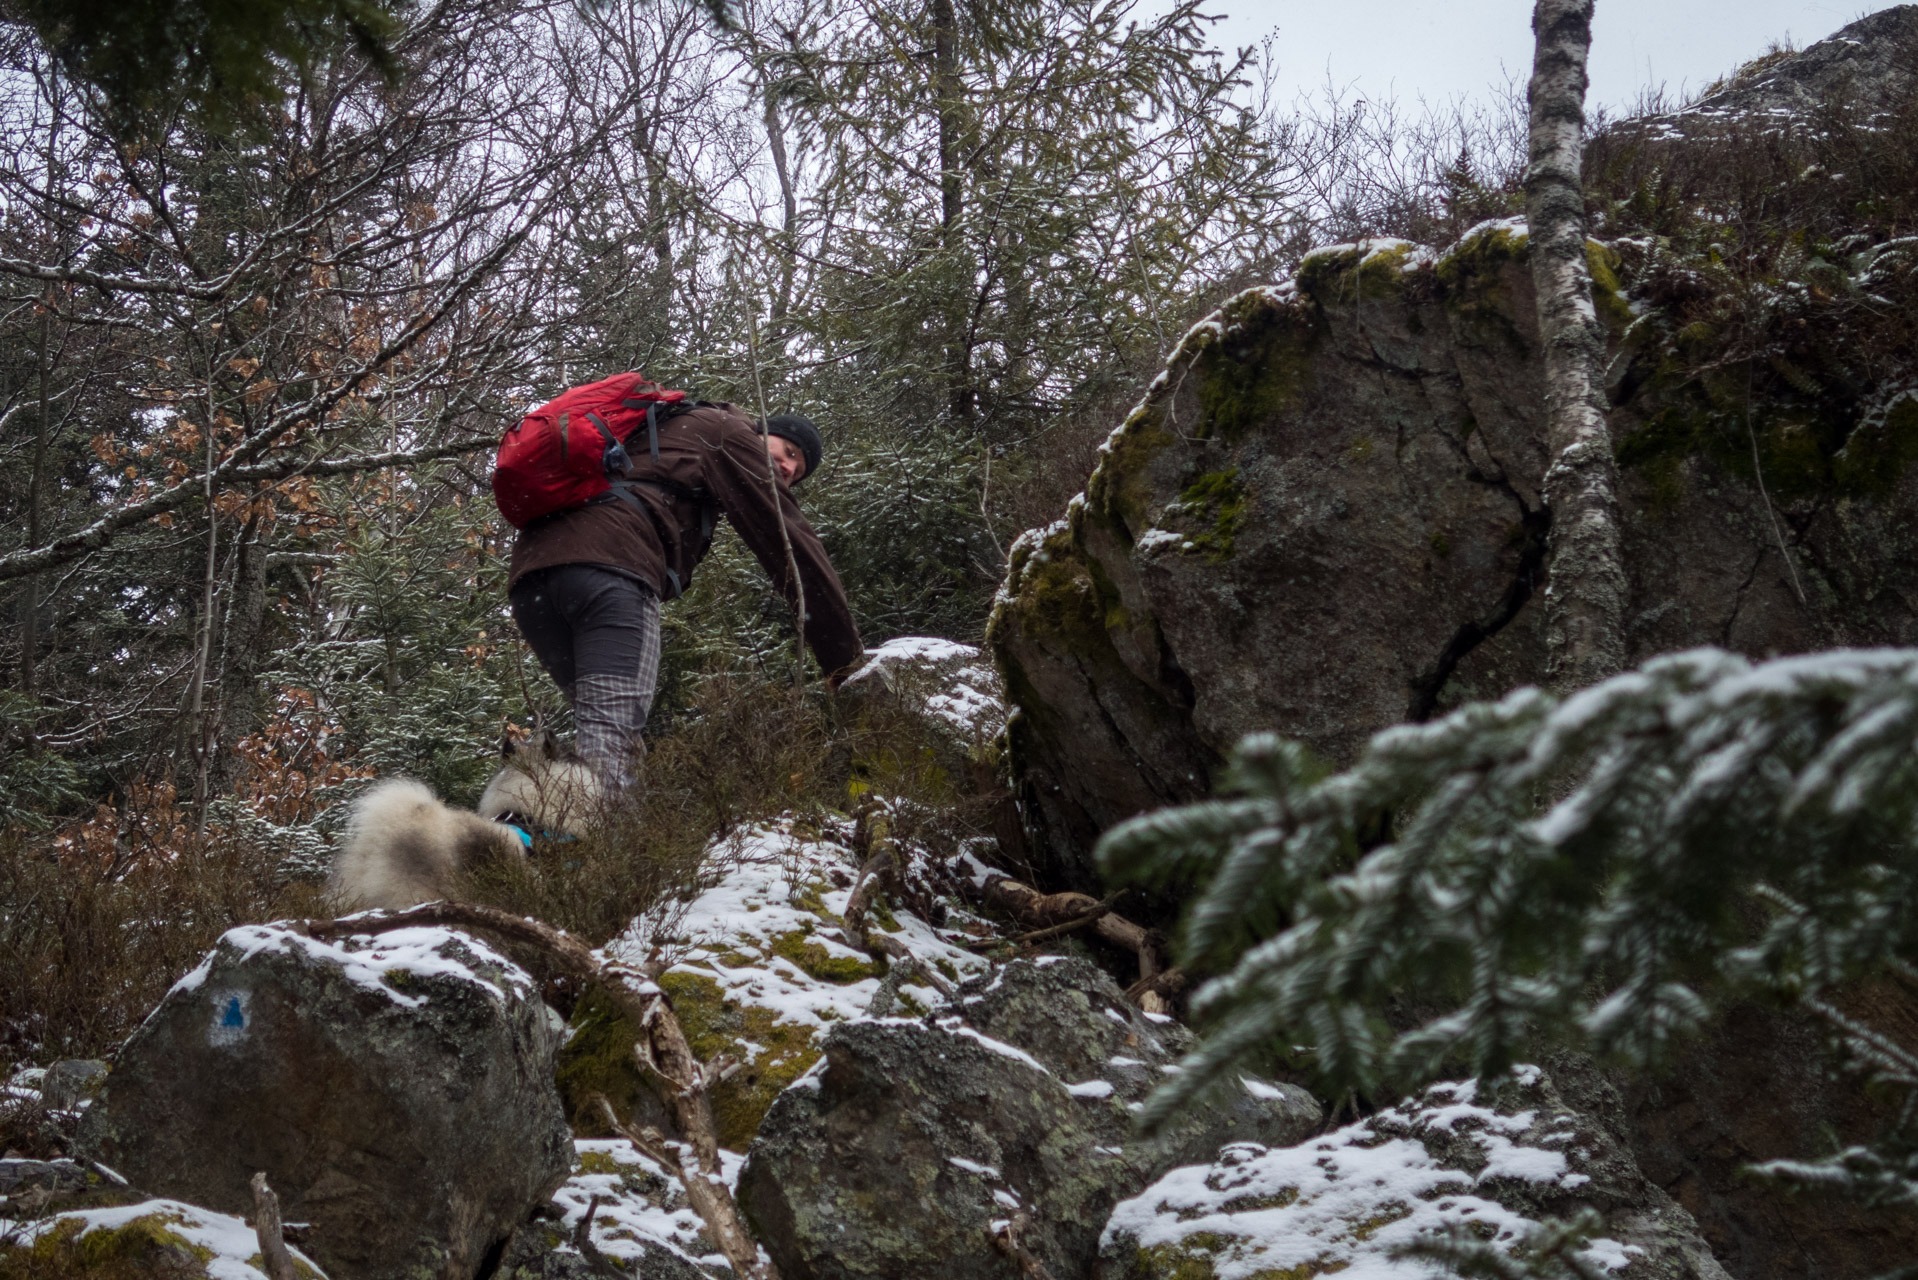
501,384,862,789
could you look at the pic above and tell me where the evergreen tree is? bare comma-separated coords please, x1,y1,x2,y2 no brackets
1102,647,1918,1227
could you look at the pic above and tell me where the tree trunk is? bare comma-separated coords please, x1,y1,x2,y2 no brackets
212,510,268,791
931,0,973,426
763,77,798,325
185,413,219,824
1525,0,1627,691
22,306,50,701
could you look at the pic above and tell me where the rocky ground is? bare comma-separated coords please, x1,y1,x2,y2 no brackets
0,645,1739,1280
10,13,1918,1277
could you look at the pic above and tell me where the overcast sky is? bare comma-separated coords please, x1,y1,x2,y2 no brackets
1189,0,1893,113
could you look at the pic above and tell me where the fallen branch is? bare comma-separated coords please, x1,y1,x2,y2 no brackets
594,1096,774,1280
973,875,1167,1005
297,903,777,1280
833,810,959,1005
965,893,1119,949
248,1173,298,1280
839,850,896,944
1124,967,1188,1006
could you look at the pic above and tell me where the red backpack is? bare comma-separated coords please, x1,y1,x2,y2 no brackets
492,372,688,529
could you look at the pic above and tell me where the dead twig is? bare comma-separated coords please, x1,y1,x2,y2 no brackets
248,1173,298,1280
571,1194,625,1279
989,1210,1057,1280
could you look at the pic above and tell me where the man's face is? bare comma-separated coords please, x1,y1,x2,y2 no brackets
768,434,806,488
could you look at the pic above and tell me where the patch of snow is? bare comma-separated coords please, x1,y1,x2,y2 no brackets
1068,1079,1116,1099
1136,528,1195,556
8,1199,329,1279
169,955,214,996
856,636,978,667
551,1140,715,1270
1103,1072,1628,1279
948,1156,1002,1179
187,922,533,1013
840,638,1005,737
951,1026,1051,1074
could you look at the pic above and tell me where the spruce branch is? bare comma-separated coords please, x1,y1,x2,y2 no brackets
1101,647,1918,1193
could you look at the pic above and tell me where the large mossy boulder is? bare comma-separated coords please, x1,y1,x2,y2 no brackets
736,958,1319,1280
77,923,572,1280
989,220,1918,893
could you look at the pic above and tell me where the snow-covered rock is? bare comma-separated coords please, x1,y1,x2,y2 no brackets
495,1138,726,1279
77,922,572,1280
736,957,1321,1280
838,635,1008,770
1100,1067,1729,1280
560,816,995,1148
2,1199,329,1279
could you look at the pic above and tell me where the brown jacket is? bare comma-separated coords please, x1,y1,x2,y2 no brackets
507,403,863,679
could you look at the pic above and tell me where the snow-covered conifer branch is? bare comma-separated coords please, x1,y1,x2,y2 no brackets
1103,648,1918,1215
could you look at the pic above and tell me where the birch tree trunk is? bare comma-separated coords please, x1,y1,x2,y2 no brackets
1526,0,1628,690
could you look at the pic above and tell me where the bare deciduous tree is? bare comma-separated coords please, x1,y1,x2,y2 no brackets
1525,0,1628,689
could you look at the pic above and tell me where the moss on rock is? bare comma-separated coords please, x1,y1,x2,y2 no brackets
1195,301,1318,442
557,969,837,1153
657,971,828,1150
989,524,1114,660
0,1208,323,1280
1618,383,1918,507
1088,408,1179,533
1175,469,1249,563
1296,239,1421,301
555,986,652,1135
767,927,882,985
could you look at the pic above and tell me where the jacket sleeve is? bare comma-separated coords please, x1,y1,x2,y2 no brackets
703,420,865,680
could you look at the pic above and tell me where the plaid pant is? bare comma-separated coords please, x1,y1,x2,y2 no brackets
509,566,661,790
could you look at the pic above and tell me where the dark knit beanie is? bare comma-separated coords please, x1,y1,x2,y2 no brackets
764,413,823,480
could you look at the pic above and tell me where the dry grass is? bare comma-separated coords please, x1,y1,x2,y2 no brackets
0,831,327,1076
0,667,1002,1091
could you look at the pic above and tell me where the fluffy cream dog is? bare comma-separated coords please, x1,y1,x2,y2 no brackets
328,732,602,911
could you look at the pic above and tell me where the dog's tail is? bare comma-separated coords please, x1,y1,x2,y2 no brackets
329,778,514,911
